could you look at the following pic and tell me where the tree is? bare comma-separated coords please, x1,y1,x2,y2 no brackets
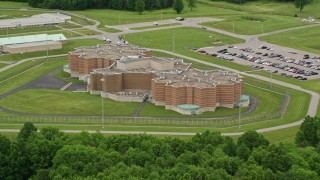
237,130,269,150
173,0,184,14
295,0,313,14
296,116,320,147
187,0,197,11
18,122,37,145
135,0,145,15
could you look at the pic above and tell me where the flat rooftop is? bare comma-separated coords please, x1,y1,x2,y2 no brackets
0,13,71,29
69,44,150,60
4,40,61,48
0,34,67,46
93,56,241,88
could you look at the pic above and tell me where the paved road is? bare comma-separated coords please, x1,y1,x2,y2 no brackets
0,54,67,73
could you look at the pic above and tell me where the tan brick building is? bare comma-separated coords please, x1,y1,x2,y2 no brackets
89,56,245,115
67,44,151,79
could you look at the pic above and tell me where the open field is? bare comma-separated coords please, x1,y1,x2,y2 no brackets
131,23,181,30
260,26,320,54
0,60,41,79
0,9,41,19
54,70,85,84
74,0,242,27
98,27,122,33
201,14,306,35
0,38,102,62
249,71,320,94
200,0,320,18
125,27,254,72
0,63,7,69
0,58,66,95
0,89,141,116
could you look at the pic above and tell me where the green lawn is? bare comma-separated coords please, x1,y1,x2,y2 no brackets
0,60,40,79
200,0,320,18
250,71,320,94
131,23,181,30
98,27,122,33
0,38,103,62
0,63,7,69
0,58,66,95
259,26,320,54
0,89,140,116
73,0,242,27
140,104,249,118
0,25,60,36
54,69,85,84
125,27,252,72
201,14,307,35
261,126,299,144
0,9,40,19
72,29,101,36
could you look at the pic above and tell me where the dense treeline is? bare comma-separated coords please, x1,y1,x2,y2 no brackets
0,116,319,179
211,0,295,4
26,0,174,10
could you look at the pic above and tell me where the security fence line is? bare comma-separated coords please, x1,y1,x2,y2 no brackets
0,68,290,128
0,111,281,128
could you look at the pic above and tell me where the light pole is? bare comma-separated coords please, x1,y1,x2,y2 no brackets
100,78,105,128
238,81,242,129
270,70,273,89
233,22,235,34
161,10,163,21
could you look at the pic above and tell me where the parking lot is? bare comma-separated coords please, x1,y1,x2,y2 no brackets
198,44,320,80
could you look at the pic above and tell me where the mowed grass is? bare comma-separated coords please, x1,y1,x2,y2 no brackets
131,23,181,30
0,9,40,19
259,26,320,54
201,14,306,35
0,89,140,116
74,0,241,27
250,71,320,94
98,27,122,33
140,104,249,118
0,60,41,79
200,0,320,18
0,63,7,69
54,70,85,84
0,38,103,62
125,27,253,72
0,58,66,95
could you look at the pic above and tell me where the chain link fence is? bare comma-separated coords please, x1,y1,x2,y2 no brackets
0,71,290,128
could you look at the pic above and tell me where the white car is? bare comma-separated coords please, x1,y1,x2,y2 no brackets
153,22,158,25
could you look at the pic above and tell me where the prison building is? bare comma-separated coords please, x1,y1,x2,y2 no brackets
0,34,67,54
0,13,71,29
89,56,246,115
67,44,152,79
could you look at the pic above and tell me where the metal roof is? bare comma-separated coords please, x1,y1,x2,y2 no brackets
0,34,67,46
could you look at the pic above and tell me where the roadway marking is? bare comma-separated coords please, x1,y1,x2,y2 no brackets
60,82,72,91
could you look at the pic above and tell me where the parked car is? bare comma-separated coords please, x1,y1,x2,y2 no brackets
175,17,184,21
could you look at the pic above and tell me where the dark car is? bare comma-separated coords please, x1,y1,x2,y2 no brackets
175,17,184,21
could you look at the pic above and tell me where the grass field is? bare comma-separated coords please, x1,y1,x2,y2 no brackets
125,27,253,72
74,0,242,27
0,63,7,69
0,59,67,95
0,89,140,116
98,27,122,33
200,0,320,18
54,70,85,84
201,14,307,35
0,38,102,62
0,60,41,79
131,23,181,30
260,26,320,54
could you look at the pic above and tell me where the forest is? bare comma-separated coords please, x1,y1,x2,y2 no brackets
0,116,319,179
1,0,174,10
